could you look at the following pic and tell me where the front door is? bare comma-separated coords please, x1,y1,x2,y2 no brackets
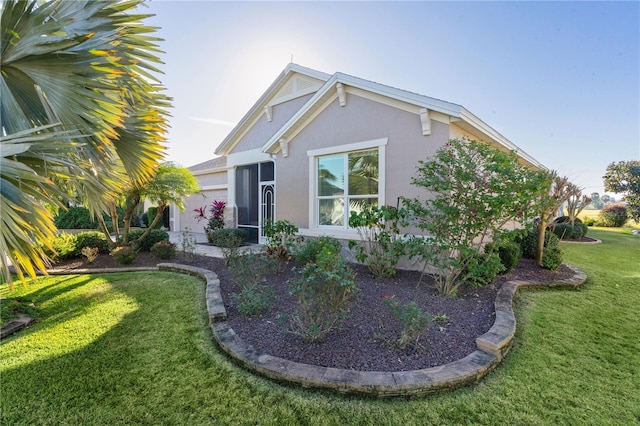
236,162,275,244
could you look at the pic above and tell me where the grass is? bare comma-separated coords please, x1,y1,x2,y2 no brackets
1,229,639,425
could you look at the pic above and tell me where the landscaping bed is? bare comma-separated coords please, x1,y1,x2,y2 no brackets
51,253,574,372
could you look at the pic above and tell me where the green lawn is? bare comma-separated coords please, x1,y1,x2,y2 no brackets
2,229,639,425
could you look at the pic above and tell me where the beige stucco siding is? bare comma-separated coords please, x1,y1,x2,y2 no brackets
231,94,314,153
195,170,227,187
274,94,449,229
177,188,228,233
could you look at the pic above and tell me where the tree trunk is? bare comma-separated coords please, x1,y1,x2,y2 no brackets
535,220,546,267
131,203,166,250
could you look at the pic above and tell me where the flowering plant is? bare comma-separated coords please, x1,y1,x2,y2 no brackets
194,200,226,232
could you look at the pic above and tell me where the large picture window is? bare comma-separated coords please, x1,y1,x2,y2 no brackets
317,149,379,227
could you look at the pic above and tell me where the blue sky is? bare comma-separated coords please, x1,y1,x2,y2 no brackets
144,1,639,196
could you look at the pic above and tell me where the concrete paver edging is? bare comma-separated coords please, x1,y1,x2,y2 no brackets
156,262,587,398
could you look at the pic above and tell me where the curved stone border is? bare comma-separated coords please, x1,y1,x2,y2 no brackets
44,262,586,397
157,262,587,397
560,237,602,245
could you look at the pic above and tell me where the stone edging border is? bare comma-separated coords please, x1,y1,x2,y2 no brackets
40,263,586,397
155,262,587,398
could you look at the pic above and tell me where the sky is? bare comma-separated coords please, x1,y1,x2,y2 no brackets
143,0,639,197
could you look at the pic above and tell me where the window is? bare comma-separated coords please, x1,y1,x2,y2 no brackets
317,149,379,227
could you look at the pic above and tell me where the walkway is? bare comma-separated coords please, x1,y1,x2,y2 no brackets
167,231,262,258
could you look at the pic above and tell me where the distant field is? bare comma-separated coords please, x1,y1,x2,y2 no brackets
576,208,640,230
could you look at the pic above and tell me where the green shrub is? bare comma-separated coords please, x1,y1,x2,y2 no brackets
583,217,596,226
514,227,560,259
110,246,136,265
128,229,170,252
542,245,563,270
292,236,342,266
348,205,408,278
75,231,110,255
573,223,588,238
287,246,358,342
232,286,274,317
461,250,504,287
227,253,276,316
487,240,521,273
41,233,78,262
150,241,176,259
382,296,431,350
551,223,576,240
206,228,246,248
598,203,628,227
54,206,97,229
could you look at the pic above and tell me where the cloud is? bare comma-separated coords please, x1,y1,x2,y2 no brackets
189,117,237,127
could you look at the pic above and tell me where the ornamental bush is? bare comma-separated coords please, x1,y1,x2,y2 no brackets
206,228,246,248
461,250,504,288
128,229,170,252
54,206,97,229
404,138,548,295
382,295,431,350
287,246,358,342
598,203,628,227
150,241,176,259
110,246,136,265
348,205,408,278
75,231,110,255
486,240,521,274
41,233,78,262
292,236,342,266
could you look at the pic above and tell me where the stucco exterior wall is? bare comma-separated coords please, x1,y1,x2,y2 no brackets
232,94,314,153
177,188,228,234
274,94,450,230
195,170,227,187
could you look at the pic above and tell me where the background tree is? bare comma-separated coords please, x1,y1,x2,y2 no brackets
1,0,170,284
565,184,592,226
99,163,200,250
589,192,603,209
405,138,549,295
532,173,573,267
604,160,640,223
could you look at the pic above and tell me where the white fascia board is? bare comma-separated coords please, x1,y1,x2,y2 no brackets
215,64,331,156
191,166,229,176
459,107,547,170
227,148,274,168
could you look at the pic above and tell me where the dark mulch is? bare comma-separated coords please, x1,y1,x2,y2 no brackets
51,252,575,372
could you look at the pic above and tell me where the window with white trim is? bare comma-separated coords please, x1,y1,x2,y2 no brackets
317,149,379,227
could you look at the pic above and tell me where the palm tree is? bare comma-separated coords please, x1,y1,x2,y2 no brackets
1,0,170,285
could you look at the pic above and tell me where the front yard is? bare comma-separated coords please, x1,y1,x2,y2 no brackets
1,228,638,425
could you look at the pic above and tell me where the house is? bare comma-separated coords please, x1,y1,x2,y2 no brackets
173,63,545,244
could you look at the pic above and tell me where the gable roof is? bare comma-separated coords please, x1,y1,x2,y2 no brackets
214,64,330,156
215,64,545,170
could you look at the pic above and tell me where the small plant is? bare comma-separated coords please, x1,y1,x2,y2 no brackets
461,250,504,287
180,227,197,261
75,231,110,255
292,236,342,266
263,220,300,271
348,205,408,278
232,286,274,317
433,313,450,322
206,227,245,247
151,241,176,259
228,253,276,316
486,240,521,273
195,200,226,233
287,246,358,342
40,232,78,262
81,246,99,264
382,294,431,350
542,245,563,270
110,246,136,265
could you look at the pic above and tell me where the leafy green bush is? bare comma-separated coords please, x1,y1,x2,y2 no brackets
41,233,78,262
461,250,504,287
150,241,176,259
348,205,408,278
206,228,246,247
382,295,431,350
514,227,560,260
110,246,136,265
75,231,110,255
551,223,576,240
598,203,628,227
292,236,342,266
582,217,596,226
128,229,169,252
287,246,358,342
542,245,563,270
54,206,97,229
227,253,276,316
573,223,588,238
486,240,521,273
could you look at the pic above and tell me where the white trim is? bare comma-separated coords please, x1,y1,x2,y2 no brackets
306,137,388,158
199,184,228,191
227,148,273,168
191,167,229,176
264,105,272,122
270,85,320,106
419,108,431,136
336,82,346,107
307,139,386,232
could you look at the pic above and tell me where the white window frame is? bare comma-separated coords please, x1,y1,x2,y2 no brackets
307,138,387,234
